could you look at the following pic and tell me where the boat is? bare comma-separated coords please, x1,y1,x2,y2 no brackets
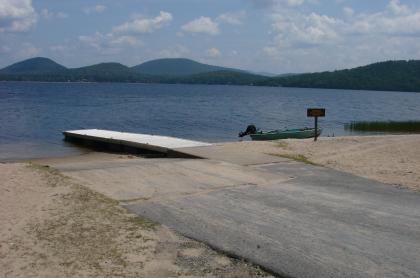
250,128,321,140
239,125,322,140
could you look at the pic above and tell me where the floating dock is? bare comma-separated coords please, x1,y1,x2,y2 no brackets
63,129,211,158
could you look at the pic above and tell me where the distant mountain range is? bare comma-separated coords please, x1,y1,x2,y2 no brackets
1,57,419,92
0,57,265,85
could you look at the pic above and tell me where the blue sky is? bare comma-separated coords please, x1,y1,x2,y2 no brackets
1,0,420,73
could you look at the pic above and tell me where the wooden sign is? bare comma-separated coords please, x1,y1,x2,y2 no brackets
307,108,326,117
307,108,325,142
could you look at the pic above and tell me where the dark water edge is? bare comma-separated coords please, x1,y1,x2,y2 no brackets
1,81,420,161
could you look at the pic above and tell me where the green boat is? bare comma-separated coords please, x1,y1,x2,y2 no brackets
250,128,322,141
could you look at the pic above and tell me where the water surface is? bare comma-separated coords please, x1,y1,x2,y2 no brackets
1,81,419,160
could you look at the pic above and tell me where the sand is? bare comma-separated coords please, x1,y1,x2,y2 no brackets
0,163,272,278
2,134,419,277
234,134,420,191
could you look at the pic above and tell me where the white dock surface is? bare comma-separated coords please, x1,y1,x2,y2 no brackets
64,129,211,152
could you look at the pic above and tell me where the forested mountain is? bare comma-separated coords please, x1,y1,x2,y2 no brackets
0,57,67,74
258,60,420,92
131,58,241,76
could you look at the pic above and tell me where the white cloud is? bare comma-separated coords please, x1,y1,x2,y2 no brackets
181,16,220,35
78,11,172,56
0,0,37,32
206,47,221,58
248,0,304,8
263,0,420,72
79,32,142,54
387,0,409,15
83,5,106,15
271,12,341,47
217,11,246,25
113,11,172,34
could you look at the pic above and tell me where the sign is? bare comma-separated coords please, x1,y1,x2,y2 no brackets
307,108,326,117
307,108,326,141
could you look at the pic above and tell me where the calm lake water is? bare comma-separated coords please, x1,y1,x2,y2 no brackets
1,81,420,160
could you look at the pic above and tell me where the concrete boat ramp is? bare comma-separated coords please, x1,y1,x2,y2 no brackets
36,130,420,278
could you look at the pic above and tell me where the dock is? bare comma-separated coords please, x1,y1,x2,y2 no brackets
63,129,212,158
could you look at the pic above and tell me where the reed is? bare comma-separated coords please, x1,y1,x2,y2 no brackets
345,121,420,133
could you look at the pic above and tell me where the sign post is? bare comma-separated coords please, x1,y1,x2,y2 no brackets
307,108,325,141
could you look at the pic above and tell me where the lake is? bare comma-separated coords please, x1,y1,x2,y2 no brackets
1,81,420,161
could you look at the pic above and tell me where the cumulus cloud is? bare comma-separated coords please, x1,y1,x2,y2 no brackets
83,5,106,15
181,16,220,35
78,11,172,55
0,0,37,32
263,0,420,72
387,0,409,15
206,47,221,58
181,11,246,36
113,11,172,34
217,11,246,25
79,32,142,54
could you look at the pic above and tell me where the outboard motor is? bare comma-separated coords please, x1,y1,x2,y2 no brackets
239,125,257,137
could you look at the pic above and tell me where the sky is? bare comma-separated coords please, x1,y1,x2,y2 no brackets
1,0,420,74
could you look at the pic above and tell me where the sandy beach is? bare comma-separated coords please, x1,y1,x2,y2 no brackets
233,134,420,191
1,134,419,277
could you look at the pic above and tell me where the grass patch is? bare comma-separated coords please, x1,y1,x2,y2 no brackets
272,153,319,166
345,121,420,133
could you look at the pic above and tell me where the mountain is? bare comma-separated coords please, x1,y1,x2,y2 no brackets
259,60,420,92
67,63,147,82
132,58,242,76
0,57,67,74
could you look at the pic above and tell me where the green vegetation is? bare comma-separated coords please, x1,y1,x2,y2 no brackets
258,60,420,92
272,153,319,166
165,70,266,85
345,121,420,133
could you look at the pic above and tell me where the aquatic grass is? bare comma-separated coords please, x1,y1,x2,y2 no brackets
345,121,420,133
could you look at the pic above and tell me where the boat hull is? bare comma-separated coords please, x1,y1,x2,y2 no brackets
250,128,322,141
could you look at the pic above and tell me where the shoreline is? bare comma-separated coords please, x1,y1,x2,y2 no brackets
2,133,420,164
2,80,420,94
